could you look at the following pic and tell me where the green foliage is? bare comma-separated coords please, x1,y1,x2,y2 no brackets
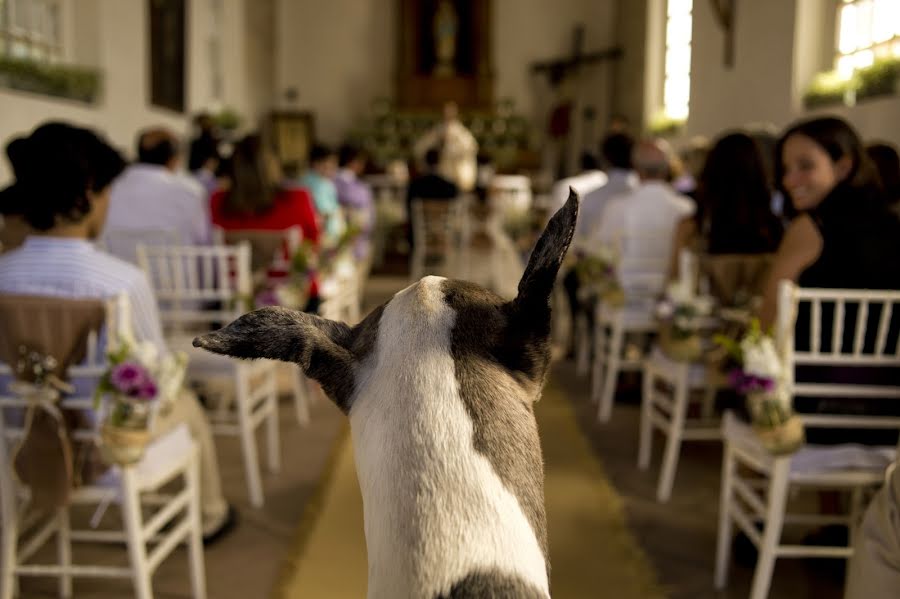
647,113,685,137
802,69,855,109
856,57,900,100
214,107,242,131
0,55,100,103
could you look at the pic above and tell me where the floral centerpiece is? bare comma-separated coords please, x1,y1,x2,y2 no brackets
93,339,186,465
655,279,715,361
254,239,318,310
716,319,805,455
575,245,625,307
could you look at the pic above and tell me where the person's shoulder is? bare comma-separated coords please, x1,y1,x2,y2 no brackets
780,214,821,251
91,248,146,278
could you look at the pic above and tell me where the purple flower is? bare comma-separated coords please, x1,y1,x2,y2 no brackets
110,362,148,394
135,380,158,400
728,368,775,394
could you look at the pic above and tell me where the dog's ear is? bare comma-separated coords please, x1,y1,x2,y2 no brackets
193,306,356,410
513,188,578,316
497,189,578,391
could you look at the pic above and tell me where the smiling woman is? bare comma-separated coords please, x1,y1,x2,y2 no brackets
759,115,898,329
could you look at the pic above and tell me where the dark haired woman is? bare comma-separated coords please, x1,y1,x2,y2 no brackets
761,116,900,327
669,131,783,303
209,134,321,308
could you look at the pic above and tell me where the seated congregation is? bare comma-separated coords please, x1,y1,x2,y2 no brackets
0,110,899,599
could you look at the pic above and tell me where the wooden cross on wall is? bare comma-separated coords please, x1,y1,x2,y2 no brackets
530,25,623,86
710,0,737,68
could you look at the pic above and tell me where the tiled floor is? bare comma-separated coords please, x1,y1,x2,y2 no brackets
9,275,849,598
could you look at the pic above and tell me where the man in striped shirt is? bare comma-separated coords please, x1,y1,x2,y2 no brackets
0,122,235,542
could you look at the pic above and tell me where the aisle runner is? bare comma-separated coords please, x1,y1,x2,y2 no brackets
277,383,663,599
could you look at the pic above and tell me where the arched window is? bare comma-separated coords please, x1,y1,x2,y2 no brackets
836,0,900,78
663,0,693,121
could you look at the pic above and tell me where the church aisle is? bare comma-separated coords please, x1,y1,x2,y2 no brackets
278,372,663,598
537,380,664,599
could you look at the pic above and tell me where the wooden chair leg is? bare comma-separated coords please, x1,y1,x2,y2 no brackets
121,469,153,599
597,321,623,423
749,459,790,599
656,366,689,503
185,453,208,599
638,363,655,470
266,383,281,474
236,369,264,508
590,319,606,404
1,510,18,599
714,444,736,589
290,364,311,426
56,508,72,598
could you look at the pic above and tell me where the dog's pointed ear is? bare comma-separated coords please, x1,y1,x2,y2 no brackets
513,188,579,313
193,306,357,411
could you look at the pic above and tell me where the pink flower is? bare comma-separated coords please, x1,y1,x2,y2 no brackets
110,362,156,400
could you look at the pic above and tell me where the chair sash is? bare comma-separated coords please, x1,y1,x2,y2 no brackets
223,229,293,275
0,295,107,509
700,253,773,308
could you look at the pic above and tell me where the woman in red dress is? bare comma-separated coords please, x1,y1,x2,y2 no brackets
210,134,321,309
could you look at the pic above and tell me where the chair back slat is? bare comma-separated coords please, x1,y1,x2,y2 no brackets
876,301,892,355
138,243,252,332
832,298,845,354
853,301,869,357
102,228,179,265
777,281,900,431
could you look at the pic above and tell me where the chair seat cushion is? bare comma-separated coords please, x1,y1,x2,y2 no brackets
722,411,895,484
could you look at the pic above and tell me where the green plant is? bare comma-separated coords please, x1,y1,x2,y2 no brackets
647,112,686,137
214,107,242,131
802,69,856,109
0,55,100,103
856,57,900,100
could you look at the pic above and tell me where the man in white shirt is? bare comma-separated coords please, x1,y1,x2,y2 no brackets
571,133,639,247
591,138,694,289
104,127,211,262
0,122,234,542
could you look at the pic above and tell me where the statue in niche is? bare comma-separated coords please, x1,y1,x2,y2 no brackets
433,0,458,77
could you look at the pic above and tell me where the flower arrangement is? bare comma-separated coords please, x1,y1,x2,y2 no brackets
93,338,186,464
655,279,714,361
716,319,805,455
575,245,624,307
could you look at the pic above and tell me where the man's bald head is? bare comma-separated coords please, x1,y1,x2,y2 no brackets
136,127,180,170
631,138,672,181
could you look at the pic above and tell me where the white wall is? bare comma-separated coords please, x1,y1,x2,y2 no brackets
685,0,900,146
0,0,274,184
275,0,618,145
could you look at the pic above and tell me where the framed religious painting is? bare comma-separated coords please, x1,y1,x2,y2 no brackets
268,110,315,169
396,0,493,110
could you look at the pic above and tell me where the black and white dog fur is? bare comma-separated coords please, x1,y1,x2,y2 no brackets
194,191,579,598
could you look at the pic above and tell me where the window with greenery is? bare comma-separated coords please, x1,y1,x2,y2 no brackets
149,0,185,112
663,0,692,121
0,0,100,103
836,0,900,78
0,0,62,62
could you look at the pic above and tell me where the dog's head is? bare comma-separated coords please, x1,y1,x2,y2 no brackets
193,190,578,413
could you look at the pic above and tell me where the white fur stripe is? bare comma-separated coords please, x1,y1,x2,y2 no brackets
349,276,549,599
